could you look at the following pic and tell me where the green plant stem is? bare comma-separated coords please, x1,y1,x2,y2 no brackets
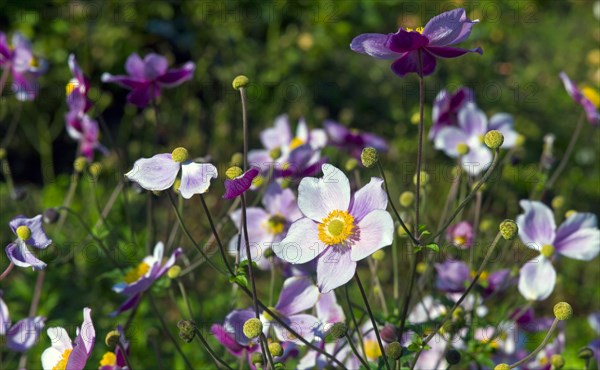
415,49,425,236
544,112,585,192
260,333,276,370
345,333,370,369
345,284,367,357
509,319,559,368
199,193,235,276
117,342,134,370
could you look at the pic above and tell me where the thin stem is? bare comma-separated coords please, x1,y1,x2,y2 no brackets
241,195,260,317
177,280,194,318
260,333,276,370
199,194,235,276
239,87,249,171
415,49,425,236
345,333,370,369
509,319,559,368
57,170,81,230
0,262,14,281
117,342,134,370
544,112,585,191
354,272,391,370
193,327,234,370
0,157,15,197
397,247,418,344
345,284,366,357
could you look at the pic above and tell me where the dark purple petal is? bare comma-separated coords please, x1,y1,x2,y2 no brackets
323,120,350,145
426,45,483,58
223,168,260,199
446,221,474,249
350,33,398,59
155,247,183,278
126,84,159,108
68,54,89,92
560,72,600,126
6,316,45,352
422,8,479,46
485,269,512,297
430,87,474,140
110,293,142,317
66,308,94,370
9,214,52,249
390,50,436,77
124,53,145,79
386,29,430,53
143,53,168,80
0,32,11,64
434,260,470,293
211,324,245,356
224,309,256,346
157,62,195,87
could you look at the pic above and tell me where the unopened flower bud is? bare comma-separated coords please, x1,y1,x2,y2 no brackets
361,147,379,168
105,330,120,349
74,156,87,173
269,342,283,357
484,130,504,149
243,318,263,339
327,322,348,339
499,219,518,240
380,325,398,343
345,158,358,171
551,196,565,210
416,262,427,274
399,191,414,207
456,143,470,156
270,147,282,160
371,250,385,261
43,208,60,224
230,152,243,166
413,171,429,186
550,354,565,369
578,347,594,360
445,349,461,365
250,352,263,365
177,320,196,343
252,174,265,188
0,148,6,160
553,302,573,321
16,226,31,240
494,364,510,370
386,342,402,360
515,134,526,147
232,75,249,90
89,162,102,178
226,166,243,179
167,265,181,279
171,147,189,163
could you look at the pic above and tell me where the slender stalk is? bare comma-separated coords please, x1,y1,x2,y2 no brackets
239,87,249,171
0,262,14,281
345,284,367,357
117,342,134,370
345,333,370,369
199,193,235,276
397,247,417,344
508,319,559,368
241,195,260,317
193,326,234,370
0,157,15,197
544,112,585,192
57,170,81,230
415,49,425,236
260,333,276,370
0,67,9,98
355,272,390,370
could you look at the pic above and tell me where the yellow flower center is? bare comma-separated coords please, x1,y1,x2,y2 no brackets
539,356,548,365
124,262,150,284
405,26,424,34
30,56,39,68
171,147,189,163
16,225,31,240
318,210,355,246
541,244,555,258
289,137,305,150
52,349,72,370
454,235,467,246
364,339,382,360
582,86,600,108
65,79,80,96
265,214,286,235
99,351,117,367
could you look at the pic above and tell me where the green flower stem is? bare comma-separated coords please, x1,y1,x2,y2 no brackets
345,332,370,369
415,49,425,237
509,318,559,369
345,284,367,357
199,193,235,276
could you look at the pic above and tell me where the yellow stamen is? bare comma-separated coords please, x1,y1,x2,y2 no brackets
264,214,286,235
582,86,600,108
52,349,72,370
364,339,382,360
289,137,305,150
454,235,467,246
99,351,117,367
124,262,150,284
318,210,355,246
66,79,80,96
540,244,554,258
405,27,424,34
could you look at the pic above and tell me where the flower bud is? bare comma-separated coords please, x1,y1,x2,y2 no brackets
230,152,243,166
578,347,594,360
177,320,196,343
105,329,120,349
416,262,427,274
494,364,510,370
344,158,358,172
250,352,263,365
550,354,565,369
74,156,87,173
445,349,461,365
413,171,429,186
499,219,518,240
361,147,379,168
269,342,283,357
0,148,6,160
551,196,565,210
16,225,31,240
243,318,263,339
484,130,504,149
371,250,385,261
264,248,275,258
553,302,573,321
232,75,249,90
226,166,243,179
171,147,189,163
380,325,398,343
456,143,470,156
89,162,102,178
386,342,402,360
399,191,414,207
270,147,282,160
327,322,348,339
252,174,265,188
167,265,181,279
43,208,60,224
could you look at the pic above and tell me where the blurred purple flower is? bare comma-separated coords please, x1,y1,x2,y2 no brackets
125,149,218,199
559,72,599,126
0,291,45,352
228,183,303,269
111,242,182,316
223,167,260,199
274,164,393,292
41,308,95,370
446,221,474,249
5,214,52,270
434,102,517,176
430,87,474,140
0,32,47,100
434,260,512,298
516,200,600,301
102,53,195,108
350,8,482,77
323,120,388,160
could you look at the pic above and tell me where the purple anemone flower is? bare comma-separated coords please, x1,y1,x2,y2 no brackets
211,309,260,364
350,8,482,77
0,291,46,352
0,32,47,101
559,72,599,126
101,53,195,108
430,87,474,140
273,164,394,292
125,148,218,199
248,115,327,181
516,200,600,301
228,183,303,269
41,308,95,370
99,325,129,370
446,220,474,249
223,167,260,199
323,120,388,160
111,242,182,316
434,260,512,297
5,214,52,270
434,102,518,176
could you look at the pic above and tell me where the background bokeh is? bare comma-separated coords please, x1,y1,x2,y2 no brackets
1,0,599,368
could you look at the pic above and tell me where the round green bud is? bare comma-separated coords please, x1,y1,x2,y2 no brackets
177,320,196,343
494,364,510,370
167,265,181,279
269,342,283,357
551,196,565,210
105,329,120,349
484,130,504,149
327,322,348,339
226,166,243,179
445,349,461,365
270,147,282,160
232,75,249,90
480,219,493,232
399,191,415,208
499,219,518,240
0,148,6,160
371,250,385,261
565,210,577,219
243,318,263,339
456,143,470,156
171,147,189,163
250,352,263,365
578,347,594,359
416,262,427,274
550,354,565,369
230,152,243,166
16,225,31,240
344,158,358,172
252,174,265,188
89,162,102,178
386,342,402,360
515,134,526,147
553,302,573,321
361,147,379,168
413,171,429,186
74,156,88,173
43,208,60,224
280,178,291,189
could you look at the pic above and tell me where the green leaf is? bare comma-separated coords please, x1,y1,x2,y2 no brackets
426,243,439,252
229,273,248,288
